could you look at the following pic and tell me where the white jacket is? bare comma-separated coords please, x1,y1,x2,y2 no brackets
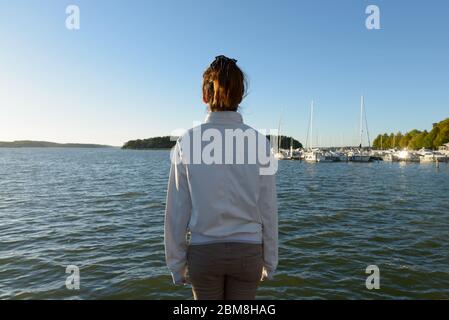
164,111,278,284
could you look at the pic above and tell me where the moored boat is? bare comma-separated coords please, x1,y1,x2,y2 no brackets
396,150,420,162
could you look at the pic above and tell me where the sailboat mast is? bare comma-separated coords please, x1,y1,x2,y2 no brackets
364,97,371,149
277,116,282,152
360,96,364,148
310,100,314,149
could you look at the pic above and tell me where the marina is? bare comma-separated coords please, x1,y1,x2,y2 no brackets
273,147,449,164
272,96,449,164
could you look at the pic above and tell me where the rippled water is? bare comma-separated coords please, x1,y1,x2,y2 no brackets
0,148,448,299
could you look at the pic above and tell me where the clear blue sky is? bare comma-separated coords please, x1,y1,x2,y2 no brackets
0,0,448,146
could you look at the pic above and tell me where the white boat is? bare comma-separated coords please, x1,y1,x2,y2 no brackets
322,152,339,162
418,148,448,163
418,149,436,163
333,149,350,162
285,138,301,160
303,100,330,163
434,153,448,162
288,148,301,160
396,150,420,162
329,150,348,162
349,96,372,163
420,154,435,163
383,151,397,162
349,152,371,162
272,116,288,160
274,150,288,160
272,142,288,160
438,143,449,156
304,149,326,162
314,150,341,162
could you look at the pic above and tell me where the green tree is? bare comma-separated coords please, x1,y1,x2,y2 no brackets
389,133,396,148
423,127,439,150
373,118,449,151
402,129,420,149
382,133,391,149
396,132,405,149
408,131,427,150
372,135,382,149
434,126,449,148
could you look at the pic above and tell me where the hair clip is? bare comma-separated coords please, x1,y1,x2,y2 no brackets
211,55,237,70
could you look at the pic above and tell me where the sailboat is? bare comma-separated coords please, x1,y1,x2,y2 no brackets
287,137,301,160
274,115,288,160
289,138,293,159
304,101,326,163
349,96,372,162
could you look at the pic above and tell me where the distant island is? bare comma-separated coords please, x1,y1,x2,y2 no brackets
122,136,176,149
0,140,113,148
122,135,302,150
267,135,302,149
372,118,449,150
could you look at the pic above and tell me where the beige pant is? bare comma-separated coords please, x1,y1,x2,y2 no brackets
187,242,263,300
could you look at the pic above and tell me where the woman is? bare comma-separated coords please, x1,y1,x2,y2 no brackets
164,55,278,300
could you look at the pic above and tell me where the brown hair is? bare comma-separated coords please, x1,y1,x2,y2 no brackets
202,55,246,112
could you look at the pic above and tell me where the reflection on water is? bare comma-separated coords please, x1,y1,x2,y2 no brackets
0,148,448,299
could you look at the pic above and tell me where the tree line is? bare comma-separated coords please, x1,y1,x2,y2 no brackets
122,136,176,149
122,135,303,150
267,135,303,149
372,118,449,150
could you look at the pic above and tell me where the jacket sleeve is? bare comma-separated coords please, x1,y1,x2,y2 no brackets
164,140,192,285
258,166,279,280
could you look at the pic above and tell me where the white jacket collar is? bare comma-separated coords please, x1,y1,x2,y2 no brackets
204,111,243,124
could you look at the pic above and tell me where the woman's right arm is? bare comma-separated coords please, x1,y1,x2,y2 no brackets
258,171,279,280
164,140,192,285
